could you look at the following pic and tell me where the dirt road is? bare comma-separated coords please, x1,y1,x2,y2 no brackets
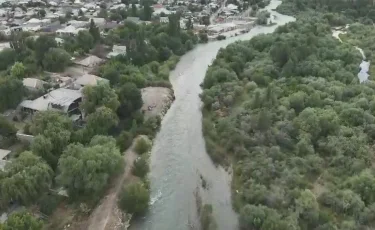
87,140,139,230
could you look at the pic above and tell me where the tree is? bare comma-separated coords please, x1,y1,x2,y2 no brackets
78,9,84,17
10,62,25,79
201,15,210,26
77,30,94,53
0,49,16,71
81,83,120,114
38,9,46,18
30,111,73,136
185,17,193,30
132,156,149,178
199,31,208,43
116,131,134,152
0,116,17,145
131,3,138,17
1,211,43,230
0,152,53,206
117,83,143,118
98,8,108,18
34,35,57,64
0,77,24,112
168,14,181,36
118,182,150,216
56,136,123,199
141,0,153,20
84,106,119,137
200,204,217,230
31,135,56,168
134,137,151,154
89,19,101,43
42,48,71,72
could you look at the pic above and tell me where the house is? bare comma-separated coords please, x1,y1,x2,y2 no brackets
56,25,87,36
67,20,89,28
75,55,103,67
73,73,108,88
23,78,45,91
107,45,126,58
90,17,106,27
0,149,11,171
153,5,173,16
19,88,82,115
160,17,169,23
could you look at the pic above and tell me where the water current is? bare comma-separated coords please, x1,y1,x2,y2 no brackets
130,2,295,229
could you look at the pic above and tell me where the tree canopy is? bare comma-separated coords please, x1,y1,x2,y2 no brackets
201,15,375,229
0,152,53,207
56,136,123,199
0,211,43,230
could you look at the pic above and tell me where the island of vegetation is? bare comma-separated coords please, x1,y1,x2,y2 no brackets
201,1,375,229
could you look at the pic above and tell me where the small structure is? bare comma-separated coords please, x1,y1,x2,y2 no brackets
75,55,103,67
73,73,108,88
106,45,126,58
23,78,45,91
56,25,87,36
0,149,11,171
19,88,82,115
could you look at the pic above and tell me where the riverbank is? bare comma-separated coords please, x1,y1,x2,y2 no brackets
131,0,295,229
200,5,375,230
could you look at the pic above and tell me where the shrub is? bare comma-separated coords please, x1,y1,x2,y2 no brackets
132,156,149,178
118,182,150,216
134,137,151,154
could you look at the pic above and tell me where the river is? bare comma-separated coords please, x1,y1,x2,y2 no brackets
130,1,295,230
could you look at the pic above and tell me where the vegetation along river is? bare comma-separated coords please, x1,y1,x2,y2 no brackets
131,1,295,229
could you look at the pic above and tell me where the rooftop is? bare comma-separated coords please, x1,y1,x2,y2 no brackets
0,149,11,160
20,88,82,112
74,73,108,86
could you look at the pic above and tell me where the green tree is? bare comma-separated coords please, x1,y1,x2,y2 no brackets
31,135,55,168
134,137,151,154
34,35,57,64
116,131,134,152
185,17,193,30
131,3,138,16
89,19,101,43
0,49,16,71
77,30,94,53
0,152,53,206
2,211,43,230
118,182,150,216
117,83,143,118
81,83,120,114
10,62,26,79
132,155,149,178
85,106,119,136
141,0,153,20
42,48,71,72
168,14,181,36
0,77,24,112
56,136,123,199
38,9,46,18
0,116,17,145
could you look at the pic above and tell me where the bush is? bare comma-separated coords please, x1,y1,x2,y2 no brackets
134,137,151,154
132,156,149,178
200,204,217,230
116,131,133,152
118,182,150,216
38,194,61,215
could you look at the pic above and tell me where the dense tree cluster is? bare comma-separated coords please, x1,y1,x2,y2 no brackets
0,152,53,208
56,135,123,200
277,0,375,24
201,16,375,229
0,211,43,230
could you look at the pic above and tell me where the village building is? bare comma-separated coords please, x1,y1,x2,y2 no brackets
19,88,82,115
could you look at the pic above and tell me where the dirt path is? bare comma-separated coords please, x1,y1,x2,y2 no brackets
87,140,139,230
